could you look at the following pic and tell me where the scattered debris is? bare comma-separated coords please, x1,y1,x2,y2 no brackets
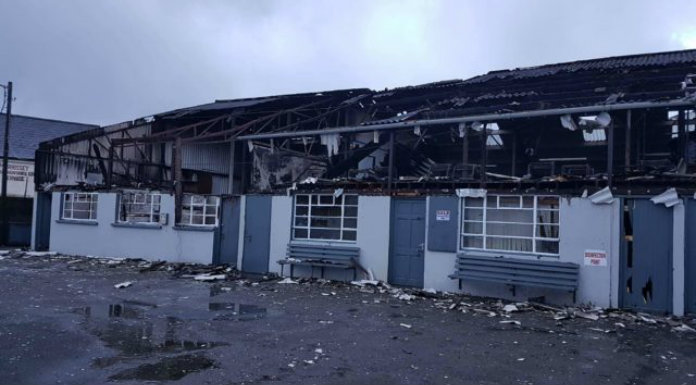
114,281,133,289
503,304,519,313
673,324,696,333
500,320,521,326
400,323,412,329
278,278,299,284
193,274,226,282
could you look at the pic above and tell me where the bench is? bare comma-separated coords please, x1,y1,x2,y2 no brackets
449,253,580,301
278,243,360,280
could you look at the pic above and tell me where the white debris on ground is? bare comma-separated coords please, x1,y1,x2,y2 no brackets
114,281,133,289
193,274,226,281
278,278,299,284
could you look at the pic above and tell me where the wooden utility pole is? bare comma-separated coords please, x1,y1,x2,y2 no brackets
1,82,12,246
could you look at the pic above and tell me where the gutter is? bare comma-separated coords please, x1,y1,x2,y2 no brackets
236,99,696,141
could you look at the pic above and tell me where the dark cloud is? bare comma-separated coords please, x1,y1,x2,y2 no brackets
1,0,694,125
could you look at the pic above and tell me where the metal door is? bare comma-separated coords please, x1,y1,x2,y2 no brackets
214,196,240,266
389,198,426,287
241,195,272,274
34,192,52,251
685,199,696,313
620,199,673,313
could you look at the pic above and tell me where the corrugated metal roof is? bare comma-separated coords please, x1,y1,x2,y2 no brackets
464,49,696,84
0,114,97,160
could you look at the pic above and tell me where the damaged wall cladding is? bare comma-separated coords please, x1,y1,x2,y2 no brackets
49,192,215,264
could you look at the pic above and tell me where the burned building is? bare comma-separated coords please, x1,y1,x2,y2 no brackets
33,49,696,314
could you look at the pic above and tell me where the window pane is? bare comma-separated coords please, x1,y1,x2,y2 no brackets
343,218,357,228
311,217,342,229
342,230,357,241
319,195,334,205
295,206,308,216
536,224,559,238
486,222,533,237
537,210,559,224
464,208,483,221
294,217,308,226
310,229,340,240
522,196,534,208
462,236,482,248
296,195,309,204
204,216,216,225
536,240,559,254
313,206,342,216
486,237,533,252
344,207,358,217
537,196,559,210
344,195,358,205
486,209,533,223
499,196,520,208
464,197,483,208
463,221,482,234
294,229,308,239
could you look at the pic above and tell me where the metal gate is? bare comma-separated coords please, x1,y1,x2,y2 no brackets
214,196,240,266
34,192,52,251
388,198,426,287
241,195,272,274
620,198,673,313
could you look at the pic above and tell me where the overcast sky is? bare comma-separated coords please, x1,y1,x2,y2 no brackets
2,0,696,126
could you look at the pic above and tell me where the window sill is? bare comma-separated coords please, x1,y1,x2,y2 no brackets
173,225,216,232
111,222,162,230
56,219,98,226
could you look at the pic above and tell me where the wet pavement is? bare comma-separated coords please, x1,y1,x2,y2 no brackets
1,255,696,384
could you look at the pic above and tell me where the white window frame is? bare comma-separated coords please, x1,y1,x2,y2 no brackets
460,194,560,257
117,191,162,224
292,193,358,242
179,194,220,227
61,192,98,221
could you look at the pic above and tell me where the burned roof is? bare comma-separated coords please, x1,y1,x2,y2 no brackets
0,114,97,160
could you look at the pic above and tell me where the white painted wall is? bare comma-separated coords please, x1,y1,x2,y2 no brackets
672,202,686,316
423,196,621,307
270,195,391,281
49,192,215,264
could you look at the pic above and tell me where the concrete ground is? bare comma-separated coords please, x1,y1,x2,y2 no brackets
1,254,696,385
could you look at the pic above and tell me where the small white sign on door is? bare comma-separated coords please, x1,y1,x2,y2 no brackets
435,210,451,221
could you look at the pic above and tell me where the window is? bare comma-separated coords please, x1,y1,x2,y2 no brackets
62,192,98,221
293,194,358,241
180,195,220,227
461,195,559,256
118,192,161,224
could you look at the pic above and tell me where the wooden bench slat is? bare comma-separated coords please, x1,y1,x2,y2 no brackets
458,254,579,270
456,260,578,274
455,264,579,283
452,269,578,287
449,273,577,291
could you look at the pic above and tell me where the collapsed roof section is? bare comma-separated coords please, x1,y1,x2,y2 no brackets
35,49,696,197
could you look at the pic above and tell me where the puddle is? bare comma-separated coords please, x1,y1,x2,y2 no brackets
108,353,216,381
209,285,235,297
209,302,267,321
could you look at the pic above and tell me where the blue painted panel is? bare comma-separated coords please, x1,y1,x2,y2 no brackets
389,198,426,287
242,196,272,274
620,199,673,313
685,200,696,313
215,196,240,266
427,196,459,253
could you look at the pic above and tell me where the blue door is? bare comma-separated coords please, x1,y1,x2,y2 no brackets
242,196,272,274
685,199,696,313
34,192,52,251
620,199,673,313
214,196,240,266
389,198,426,287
